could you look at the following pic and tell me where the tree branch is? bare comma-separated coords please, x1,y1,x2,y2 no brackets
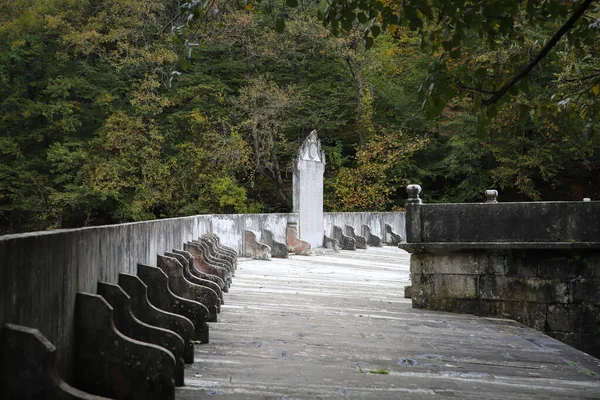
162,10,186,34
481,0,597,106
562,71,600,83
455,79,497,95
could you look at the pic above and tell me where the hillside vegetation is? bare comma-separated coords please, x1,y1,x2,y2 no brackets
1,0,598,234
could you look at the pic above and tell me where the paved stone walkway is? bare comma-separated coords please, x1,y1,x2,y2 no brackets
177,247,600,399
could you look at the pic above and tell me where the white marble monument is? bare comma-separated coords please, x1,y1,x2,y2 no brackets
293,130,325,248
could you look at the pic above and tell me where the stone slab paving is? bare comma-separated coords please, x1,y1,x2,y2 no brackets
177,247,600,399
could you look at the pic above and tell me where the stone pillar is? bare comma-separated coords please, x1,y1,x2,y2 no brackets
293,130,326,248
485,189,498,203
405,184,422,243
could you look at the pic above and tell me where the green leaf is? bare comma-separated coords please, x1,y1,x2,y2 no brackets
343,9,355,22
365,36,374,50
286,0,298,7
341,17,353,31
179,58,191,71
371,25,381,38
475,112,490,137
171,35,183,45
518,79,529,95
518,104,530,124
275,17,285,33
357,12,368,23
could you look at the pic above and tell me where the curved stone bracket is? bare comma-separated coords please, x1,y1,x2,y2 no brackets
362,225,382,247
118,273,195,364
286,225,312,255
323,233,340,252
1,323,111,400
261,229,289,258
165,251,224,307
345,225,367,249
385,223,403,246
97,282,185,386
183,242,230,290
156,255,219,322
333,225,356,251
245,230,272,260
137,264,209,343
200,235,237,273
192,240,233,276
74,293,176,400
172,248,226,292
202,233,238,263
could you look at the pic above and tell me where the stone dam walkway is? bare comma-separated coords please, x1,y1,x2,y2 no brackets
177,247,600,399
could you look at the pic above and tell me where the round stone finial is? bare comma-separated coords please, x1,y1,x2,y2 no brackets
406,184,422,205
485,189,498,203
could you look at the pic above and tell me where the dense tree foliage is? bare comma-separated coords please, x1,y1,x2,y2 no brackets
1,0,598,234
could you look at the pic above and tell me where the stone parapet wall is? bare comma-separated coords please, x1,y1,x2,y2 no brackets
0,212,289,382
410,248,600,358
401,185,600,359
0,210,401,382
324,212,405,245
413,201,600,243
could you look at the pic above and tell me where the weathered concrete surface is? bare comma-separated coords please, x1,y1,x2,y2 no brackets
401,188,600,358
177,247,600,400
200,236,238,272
202,234,239,268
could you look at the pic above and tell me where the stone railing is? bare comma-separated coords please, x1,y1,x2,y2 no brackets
0,210,406,390
400,185,600,359
1,233,237,399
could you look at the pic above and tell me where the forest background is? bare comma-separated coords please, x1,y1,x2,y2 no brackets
1,0,599,234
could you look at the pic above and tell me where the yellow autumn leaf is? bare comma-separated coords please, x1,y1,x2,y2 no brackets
591,84,600,96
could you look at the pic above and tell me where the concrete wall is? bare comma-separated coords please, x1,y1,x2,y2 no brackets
401,196,600,358
324,212,405,244
0,212,298,382
243,213,298,245
0,210,398,382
